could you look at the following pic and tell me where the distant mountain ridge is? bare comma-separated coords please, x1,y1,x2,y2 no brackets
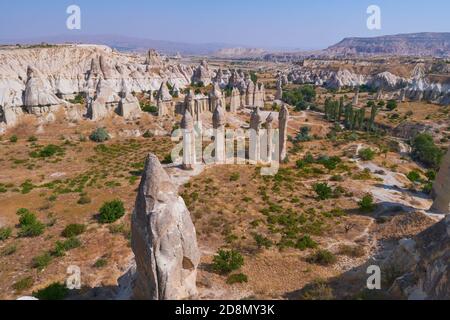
326,32,450,57
0,34,241,56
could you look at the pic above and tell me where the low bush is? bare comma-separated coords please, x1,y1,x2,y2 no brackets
0,227,12,241
98,200,125,224
32,252,52,270
61,224,86,238
89,128,110,143
12,276,34,292
295,235,318,251
358,148,376,161
17,209,45,238
307,249,337,266
358,194,376,212
33,283,69,300
226,273,248,285
212,249,244,274
313,183,333,200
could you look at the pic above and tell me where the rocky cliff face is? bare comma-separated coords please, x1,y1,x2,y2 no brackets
326,33,450,57
286,61,450,105
383,215,449,300
0,44,194,129
131,153,200,300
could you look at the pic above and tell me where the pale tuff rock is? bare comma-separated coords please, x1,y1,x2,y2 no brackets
265,112,275,163
246,80,255,106
352,88,360,106
209,83,225,113
375,87,384,100
0,44,192,113
229,87,241,113
249,106,262,163
156,82,173,102
383,215,450,300
145,49,164,67
180,110,196,170
192,60,212,86
213,102,226,164
431,147,450,215
24,66,64,110
0,104,23,127
131,153,200,300
184,90,195,115
156,82,173,117
118,80,142,121
275,77,283,101
253,82,265,108
87,78,120,121
279,105,289,162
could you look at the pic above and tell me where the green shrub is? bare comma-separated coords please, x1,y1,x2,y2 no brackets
77,194,91,205
386,100,398,111
411,133,443,169
13,276,34,292
0,227,12,241
230,173,240,182
407,170,422,183
212,249,244,274
30,144,64,158
33,283,69,300
52,237,81,257
143,130,154,138
253,233,273,249
61,224,86,238
94,258,108,268
17,209,45,238
89,128,110,143
226,273,248,285
313,183,333,200
295,235,318,251
307,249,337,266
32,252,52,270
1,244,17,256
98,200,125,224
141,104,158,113
358,148,376,161
358,194,375,212
9,135,18,143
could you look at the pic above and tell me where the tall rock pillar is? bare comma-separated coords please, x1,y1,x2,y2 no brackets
132,153,200,300
279,105,289,162
431,147,450,215
181,110,196,170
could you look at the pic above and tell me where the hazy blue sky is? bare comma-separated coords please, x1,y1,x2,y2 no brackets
0,0,449,49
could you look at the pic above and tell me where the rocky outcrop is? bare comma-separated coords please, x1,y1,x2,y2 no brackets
118,81,142,121
145,49,164,67
24,66,65,112
131,153,200,300
192,60,212,86
383,215,450,300
326,32,450,57
209,83,225,112
279,105,289,162
229,87,241,113
0,44,194,129
431,148,450,215
87,78,120,121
